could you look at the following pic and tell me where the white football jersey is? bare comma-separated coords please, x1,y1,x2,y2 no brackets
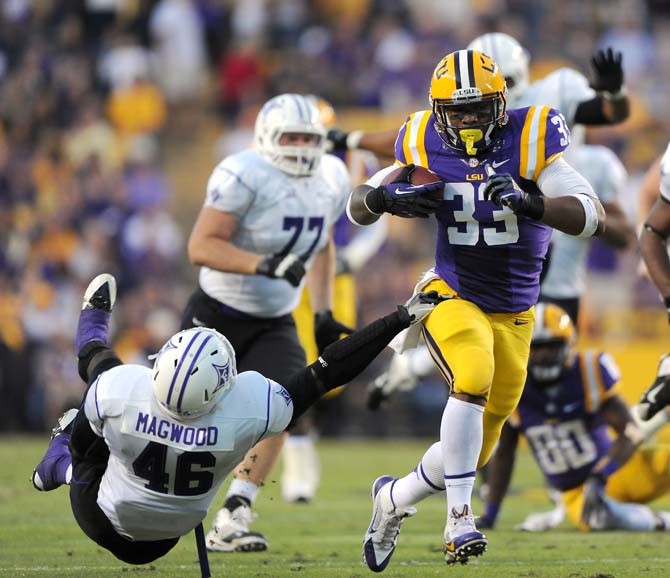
660,140,670,202
514,67,596,146
198,150,350,317
541,144,627,299
83,364,294,541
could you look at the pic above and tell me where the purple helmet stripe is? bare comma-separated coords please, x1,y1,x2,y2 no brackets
176,334,214,411
165,330,202,406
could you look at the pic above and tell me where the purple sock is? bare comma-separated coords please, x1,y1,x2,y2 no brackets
75,309,110,353
52,435,73,484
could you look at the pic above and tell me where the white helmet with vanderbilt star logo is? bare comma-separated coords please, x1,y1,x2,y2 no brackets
254,93,327,176
151,327,237,420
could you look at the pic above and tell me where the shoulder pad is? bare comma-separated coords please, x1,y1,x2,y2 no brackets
396,110,433,169
519,105,569,181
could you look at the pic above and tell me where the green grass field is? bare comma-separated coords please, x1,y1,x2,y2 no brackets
1,436,669,578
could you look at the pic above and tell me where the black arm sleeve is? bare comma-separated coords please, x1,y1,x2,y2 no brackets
573,96,609,125
284,307,411,424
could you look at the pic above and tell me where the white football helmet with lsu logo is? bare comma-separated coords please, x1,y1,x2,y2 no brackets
151,327,237,420
467,32,530,107
254,93,327,176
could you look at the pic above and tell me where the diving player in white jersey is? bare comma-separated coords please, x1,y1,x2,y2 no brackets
180,93,351,552
31,274,442,565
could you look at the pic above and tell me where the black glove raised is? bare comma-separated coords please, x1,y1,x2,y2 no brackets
365,164,443,219
326,128,349,152
590,47,624,93
483,172,544,220
256,254,305,287
314,309,353,353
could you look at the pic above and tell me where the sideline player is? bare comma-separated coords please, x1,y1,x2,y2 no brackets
479,303,670,532
349,49,605,569
31,273,443,565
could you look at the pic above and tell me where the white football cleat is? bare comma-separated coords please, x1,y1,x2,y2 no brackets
81,273,117,312
363,476,416,572
443,505,487,565
206,504,268,552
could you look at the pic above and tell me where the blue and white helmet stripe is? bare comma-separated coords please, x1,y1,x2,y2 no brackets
152,327,237,420
175,332,214,412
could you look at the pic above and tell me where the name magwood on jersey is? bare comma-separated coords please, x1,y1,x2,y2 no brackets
514,67,596,146
199,150,350,317
83,364,294,541
541,144,628,299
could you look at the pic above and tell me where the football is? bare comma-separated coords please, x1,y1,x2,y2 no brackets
381,164,442,186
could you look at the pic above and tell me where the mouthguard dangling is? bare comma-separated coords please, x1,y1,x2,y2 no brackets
459,129,483,156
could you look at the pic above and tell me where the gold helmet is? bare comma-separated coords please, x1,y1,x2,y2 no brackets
529,303,577,385
430,49,508,156
307,95,337,128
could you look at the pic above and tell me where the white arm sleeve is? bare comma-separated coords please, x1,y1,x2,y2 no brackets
536,157,596,199
537,157,600,237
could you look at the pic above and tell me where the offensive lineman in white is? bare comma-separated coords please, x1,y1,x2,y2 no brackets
32,274,441,564
180,93,352,552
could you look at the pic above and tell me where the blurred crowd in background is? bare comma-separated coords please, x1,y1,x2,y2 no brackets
1,0,669,433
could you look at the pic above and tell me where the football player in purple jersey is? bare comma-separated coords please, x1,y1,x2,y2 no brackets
348,49,606,569
480,304,670,533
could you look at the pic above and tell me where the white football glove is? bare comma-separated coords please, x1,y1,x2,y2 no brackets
403,290,451,325
638,353,670,421
367,352,419,410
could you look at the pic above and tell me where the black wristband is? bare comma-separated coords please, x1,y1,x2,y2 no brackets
663,296,670,310
519,194,545,220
